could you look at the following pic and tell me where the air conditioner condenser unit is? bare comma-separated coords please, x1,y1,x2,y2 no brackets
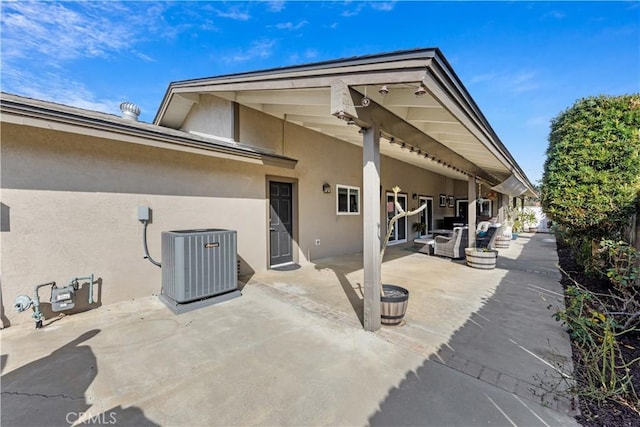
160,229,240,313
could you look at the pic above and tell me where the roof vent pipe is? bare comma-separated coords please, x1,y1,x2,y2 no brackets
119,102,141,121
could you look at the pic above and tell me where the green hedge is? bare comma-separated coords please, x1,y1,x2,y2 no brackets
542,95,640,245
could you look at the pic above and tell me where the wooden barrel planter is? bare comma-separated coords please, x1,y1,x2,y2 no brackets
465,248,498,270
381,284,409,326
494,237,510,249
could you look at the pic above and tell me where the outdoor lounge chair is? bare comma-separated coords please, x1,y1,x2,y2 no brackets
433,226,469,259
476,225,504,250
476,225,498,249
476,221,491,234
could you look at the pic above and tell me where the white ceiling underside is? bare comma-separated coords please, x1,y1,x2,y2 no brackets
209,85,497,181
157,50,535,193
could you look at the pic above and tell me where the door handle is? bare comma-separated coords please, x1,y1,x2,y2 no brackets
270,228,276,231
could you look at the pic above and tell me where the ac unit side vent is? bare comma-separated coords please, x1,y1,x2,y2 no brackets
162,229,238,304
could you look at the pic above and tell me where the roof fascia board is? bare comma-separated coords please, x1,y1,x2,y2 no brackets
172,48,437,87
428,53,537,192
156,68,428,127
422,68,512,172
1,99,296,169
172,59,431,90
154,54,434,125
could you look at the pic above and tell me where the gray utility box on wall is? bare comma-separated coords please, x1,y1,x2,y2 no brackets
160,229,240,313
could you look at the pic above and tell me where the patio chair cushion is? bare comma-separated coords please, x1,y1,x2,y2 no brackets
476,221,491,234
476,225,502,249
434,226,469,259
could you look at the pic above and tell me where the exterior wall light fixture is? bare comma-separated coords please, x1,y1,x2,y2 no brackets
323,183,331,194
414,85,427,97
378,85,389,97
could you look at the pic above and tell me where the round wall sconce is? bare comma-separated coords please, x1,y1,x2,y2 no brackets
322,183,331,194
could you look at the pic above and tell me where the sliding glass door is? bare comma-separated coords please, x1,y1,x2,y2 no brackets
386,192,408,244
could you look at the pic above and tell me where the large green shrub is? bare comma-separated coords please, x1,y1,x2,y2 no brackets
542,95,640,417
542,95,640,244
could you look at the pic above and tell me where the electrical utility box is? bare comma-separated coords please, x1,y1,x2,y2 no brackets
160,229,239,313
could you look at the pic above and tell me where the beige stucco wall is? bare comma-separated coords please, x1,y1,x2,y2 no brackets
240,106,285,154
1,101,470,326
180,94,234,139
279,121,362,261
0,123,292,326
380,155,453,235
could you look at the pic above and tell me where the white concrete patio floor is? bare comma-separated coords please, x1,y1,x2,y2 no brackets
1,232,578,426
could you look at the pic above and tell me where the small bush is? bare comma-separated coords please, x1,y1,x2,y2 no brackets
554,279,639,410
597,240,640,331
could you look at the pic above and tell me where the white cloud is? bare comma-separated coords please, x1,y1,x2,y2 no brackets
214,6,250,21
0,2,174,115
342,3,365,17
542,10,566,20
470,70,540,95
470,72,501,84
0,1,171,66
224,39,277,63
2,66,121,115
371,2,396,12
266,1,286,12
275,20,308,31
508,71,539,94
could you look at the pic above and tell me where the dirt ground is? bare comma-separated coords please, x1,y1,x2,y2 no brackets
556,242,640,427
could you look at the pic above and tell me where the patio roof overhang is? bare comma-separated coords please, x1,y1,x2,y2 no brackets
154,48,536,196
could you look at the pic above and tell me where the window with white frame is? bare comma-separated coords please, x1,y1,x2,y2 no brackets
336,185,360,215
479,199,492,217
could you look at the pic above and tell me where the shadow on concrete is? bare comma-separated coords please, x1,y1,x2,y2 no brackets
237,254,255,291
0,277,11,329
312,242,444,326
368,234,577,426
334,268,365,326
1,329,158,427
0,202,9,232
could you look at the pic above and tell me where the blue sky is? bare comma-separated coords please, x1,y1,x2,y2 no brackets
2,1,639,184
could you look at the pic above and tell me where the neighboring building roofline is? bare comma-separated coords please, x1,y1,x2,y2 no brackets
0,92,297,169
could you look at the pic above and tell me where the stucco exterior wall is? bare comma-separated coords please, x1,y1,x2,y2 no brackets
239,106,284,154
1,102,471,326
0,123,290,326
279,121,363,261
380,155,453,235
180,94,234,139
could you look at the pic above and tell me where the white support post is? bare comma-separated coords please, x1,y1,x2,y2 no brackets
499,193,509,223
363,124,381,332
468,176,477,248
